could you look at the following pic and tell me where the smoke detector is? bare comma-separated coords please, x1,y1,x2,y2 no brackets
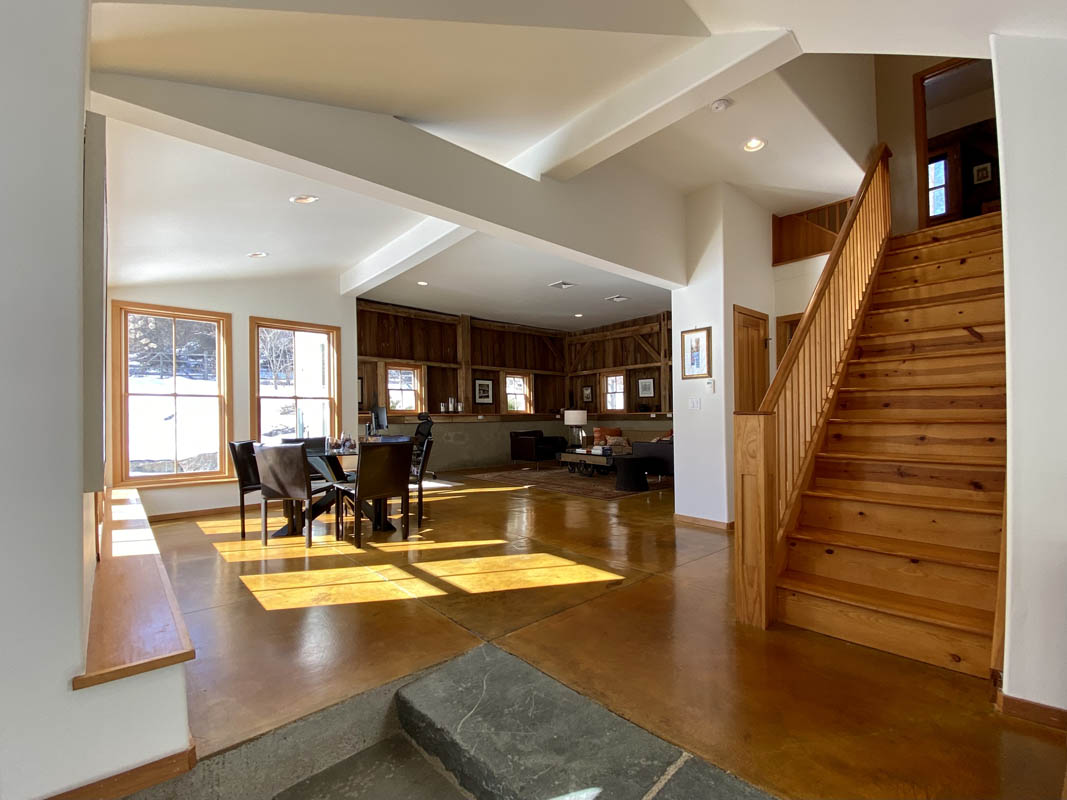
548,280,578,289
604,294,631,303
709,98,733,113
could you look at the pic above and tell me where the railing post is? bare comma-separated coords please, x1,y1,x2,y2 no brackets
733,411,777,628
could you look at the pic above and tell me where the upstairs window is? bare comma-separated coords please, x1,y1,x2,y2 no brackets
604,374,625,411
505,374,532,413
387,365,422,412
114,301,232,485
928,157,948,217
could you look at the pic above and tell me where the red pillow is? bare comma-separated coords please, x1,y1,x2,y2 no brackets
593,426,623,445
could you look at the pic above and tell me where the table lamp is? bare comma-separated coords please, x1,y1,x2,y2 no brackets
563,409,588,448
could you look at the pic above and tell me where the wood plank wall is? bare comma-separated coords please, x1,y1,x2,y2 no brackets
356,301,671,417
772,197,853,265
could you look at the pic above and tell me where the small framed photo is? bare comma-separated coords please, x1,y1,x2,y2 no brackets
681,327,711,379
973,162,992,184
474,379,493,404
638,378,655,397
582,386,593,403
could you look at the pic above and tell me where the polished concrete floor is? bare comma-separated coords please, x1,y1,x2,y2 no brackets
154,473,1066,799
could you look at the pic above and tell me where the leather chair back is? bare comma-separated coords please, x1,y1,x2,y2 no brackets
413,437,434,481
283,436,327,454
228,441,260,489
255,442,312,501
356,440,414,501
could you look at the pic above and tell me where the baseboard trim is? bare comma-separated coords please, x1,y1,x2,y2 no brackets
49,745,197,800
148,500,287,523
674,513,734,532
996,690,1067,731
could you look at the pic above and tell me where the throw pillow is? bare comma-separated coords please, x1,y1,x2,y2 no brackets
593,426,623,445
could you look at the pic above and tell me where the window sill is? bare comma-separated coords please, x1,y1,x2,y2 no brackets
113,475,237,492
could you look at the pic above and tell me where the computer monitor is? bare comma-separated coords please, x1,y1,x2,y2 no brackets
368,405,389,435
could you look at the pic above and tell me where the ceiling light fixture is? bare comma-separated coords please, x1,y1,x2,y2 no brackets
548,280,578,289
604,294,630,303
289,194,319,204
709,98,732,113
574,313,584,318
416,281,428,286
246,251,269,258
743,137,766,153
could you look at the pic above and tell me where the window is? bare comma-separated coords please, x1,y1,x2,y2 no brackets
387,365,422,412
928,157,948,217
251,317,340,444
505,374,532,413
604,373,625,411
113,301,232,486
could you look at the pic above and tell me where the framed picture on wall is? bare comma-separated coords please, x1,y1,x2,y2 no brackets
638,378,655,397
681,327,711,379
973,162,992,184
582,386,593,403
475,379,493,404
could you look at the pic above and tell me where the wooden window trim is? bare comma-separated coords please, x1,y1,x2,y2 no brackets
775,313,803,367
502,372,534,414
249,316,342,441
385,362,426,413
111,300,234,489
602,372,626,413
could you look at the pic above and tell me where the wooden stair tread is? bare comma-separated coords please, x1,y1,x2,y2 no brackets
815,451,1007,468
873,269,1003,294
879,248,1002,274
777,571,994,635
828,417,1005,425
803,487,1003,514
889,215,1001,248
849,347,1004,365
789,527,1000,570
865,291,1004,316
837,384,1005,394
857,323,1008,340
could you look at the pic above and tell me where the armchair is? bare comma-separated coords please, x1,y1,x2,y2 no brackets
510,429,568,469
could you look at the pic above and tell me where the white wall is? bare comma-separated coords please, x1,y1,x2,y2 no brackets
991,33,1067,713
774,254,827,321
109,273,360,517
673,184,775,525
927,86,996,137
874,54,943,234
0,4,191,798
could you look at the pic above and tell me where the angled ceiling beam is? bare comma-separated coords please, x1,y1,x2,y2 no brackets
509,29,801,181
95,0,711,37
90,72,687,289
340,219,473,296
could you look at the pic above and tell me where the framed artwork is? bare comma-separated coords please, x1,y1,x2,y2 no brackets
638,378,655,397
973,162,992,184
582,386,593,403
358,376,364,407
681,327,711,379
474,379,493,404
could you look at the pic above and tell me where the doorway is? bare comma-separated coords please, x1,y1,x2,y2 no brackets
914,59,1001,228
733,305,770,412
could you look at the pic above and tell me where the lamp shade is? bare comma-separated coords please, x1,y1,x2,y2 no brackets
563,410,588,426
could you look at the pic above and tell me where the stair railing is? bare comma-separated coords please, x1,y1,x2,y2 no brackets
734,144,893,627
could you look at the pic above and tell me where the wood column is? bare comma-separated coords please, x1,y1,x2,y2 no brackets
375,361,387,409
733,411,777,628
457,314,472,411
659,311,670,412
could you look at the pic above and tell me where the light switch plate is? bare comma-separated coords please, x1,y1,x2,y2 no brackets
688,397,701,410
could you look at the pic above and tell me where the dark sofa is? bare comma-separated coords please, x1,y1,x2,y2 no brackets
510,429,569,469
633,440,674,477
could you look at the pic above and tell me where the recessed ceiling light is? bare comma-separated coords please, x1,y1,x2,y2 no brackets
574,313,584,318
247,251,269,258
743,137,766,153
605,294,630,303
549,280,578,289
416,281,428,286
289,194,319,204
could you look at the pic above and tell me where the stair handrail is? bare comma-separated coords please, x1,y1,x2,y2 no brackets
734,143,893,628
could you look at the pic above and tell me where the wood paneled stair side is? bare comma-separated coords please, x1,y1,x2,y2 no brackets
776,217,1007,678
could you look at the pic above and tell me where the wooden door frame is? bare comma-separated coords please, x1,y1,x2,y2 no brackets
732,304,770,412
775,313,803,367
914,58,977,229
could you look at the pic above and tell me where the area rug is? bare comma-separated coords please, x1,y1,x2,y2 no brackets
466,467,673,500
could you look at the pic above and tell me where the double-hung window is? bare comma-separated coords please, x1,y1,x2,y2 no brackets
505,373,532,413
928,156,949,218
114,301,232,485
387,365,423,412
604,373,625,411
251,317,340,444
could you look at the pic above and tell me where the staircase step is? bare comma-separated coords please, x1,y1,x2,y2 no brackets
877,251,1003,290
843,350,1005,389
889,212,1001,249
855,323,1005,359
824,419,1006,461
776,572,993,676
813,451,1005,504
799,490,1002,552
871,271,1003,310
789,527,1000,570
883,231,1002,270
786,531,997,611
834,385,1005,420
396,645,767,800
861,294,1004,336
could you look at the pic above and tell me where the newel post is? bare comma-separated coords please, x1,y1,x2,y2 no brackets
733,411,777,628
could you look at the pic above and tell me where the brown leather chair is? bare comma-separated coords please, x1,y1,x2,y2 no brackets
334,439,414,547
254,442,317,547
228,441,260,540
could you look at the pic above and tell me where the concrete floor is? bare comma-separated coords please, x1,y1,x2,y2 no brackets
154,471,1066,799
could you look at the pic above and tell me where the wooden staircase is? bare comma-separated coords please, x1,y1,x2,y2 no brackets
776,212,1005,677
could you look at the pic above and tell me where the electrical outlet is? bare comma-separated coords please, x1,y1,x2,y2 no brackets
688,397,701,410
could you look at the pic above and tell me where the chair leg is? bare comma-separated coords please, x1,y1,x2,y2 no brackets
417,481,424,527
239,491,246,540
334,489,342,541
260,499,268,546
305,499,313,548
401,493,410,540
353,499,362,549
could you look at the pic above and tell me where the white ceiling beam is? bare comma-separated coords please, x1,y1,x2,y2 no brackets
340,219,473,296
90,72,687,290
95,0,710,37
509,29,801,181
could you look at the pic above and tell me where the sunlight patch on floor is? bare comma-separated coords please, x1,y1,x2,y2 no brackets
242,565,446,610
412,553,623,593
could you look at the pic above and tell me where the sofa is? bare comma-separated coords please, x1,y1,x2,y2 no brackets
633,440,674,477
510,430,569,469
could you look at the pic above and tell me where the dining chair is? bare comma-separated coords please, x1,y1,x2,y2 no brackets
228,440,260,540
334,439,414,547
411,436,434,527
254,442,316,547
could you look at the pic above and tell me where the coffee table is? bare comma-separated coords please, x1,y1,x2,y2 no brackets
558,450,614,477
